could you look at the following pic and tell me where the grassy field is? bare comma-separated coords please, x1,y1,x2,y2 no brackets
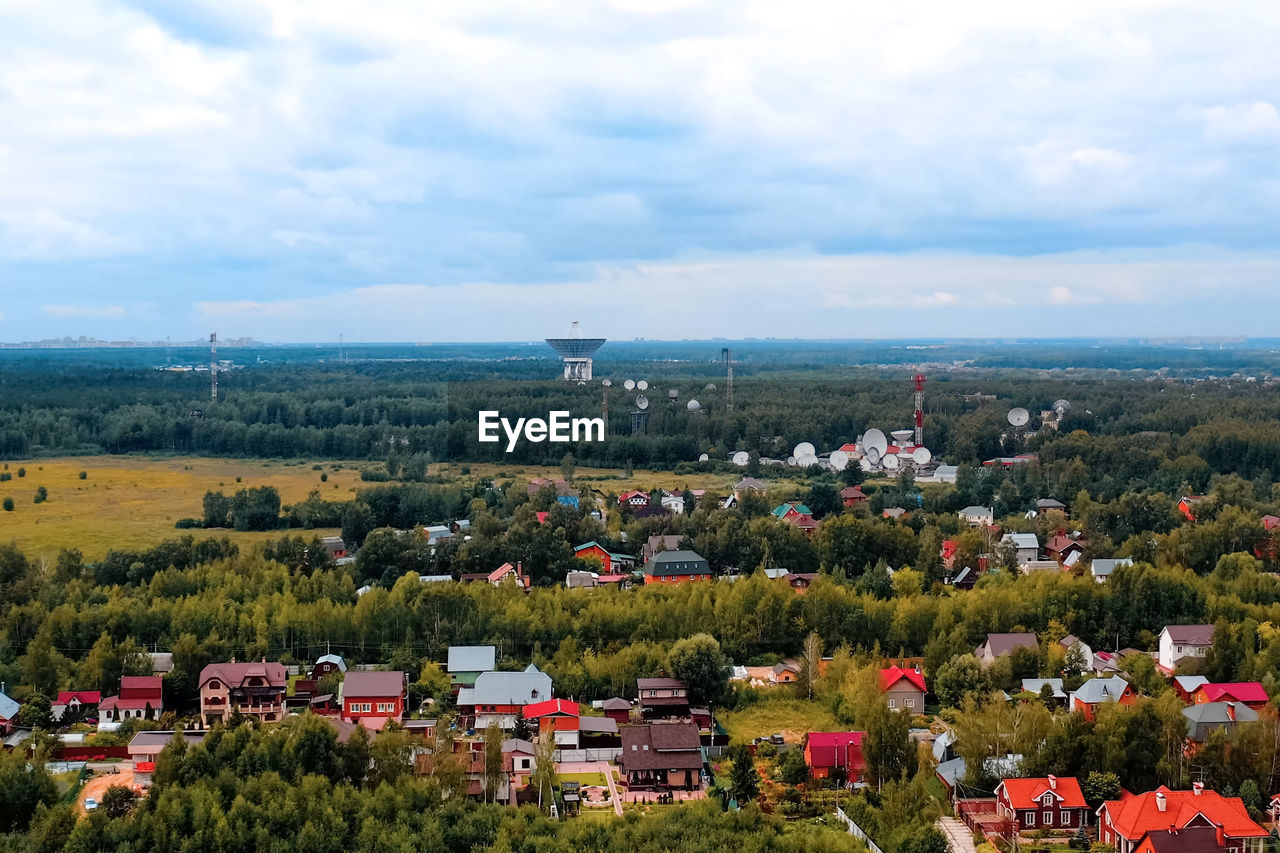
0,455,837,560
559,772,609,788
718,696,842,746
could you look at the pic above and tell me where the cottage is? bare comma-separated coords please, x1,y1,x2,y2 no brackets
1179,495,1205,522
803,732,866,783
637,677,690,719
448,645,496,693
784,572,819,592
772,502,819,533
959,506,995,527
1091,558,1132,583
643,550,713,585
487,562,531,589
1020,679,1067,703
341,670,406,729
1189,682,1269,710
1060,635,1095,672
1036,498,1067,513
1158,625,1214,672
1001,532,1040,564
949,566,978,590
840,485,868,507
321,536,348,559
602,697,632,725
660,492,686,514
523,698,582,747
573,541,636,575
0,689,19,735
128,730,206,763
1183,702,1258,743
199,662,287,725
457,664,553,729
1045,534,1084,564
619,489,650,508
618,721,704,790
770,661,800,684
975,633,1039,666
995,775,1089,832
733,478,766,500
642,534,684,563
52,691,101,723
1132,827,1228,853
880,666,926,712
1098,786,1266,853
1070,676,1136,722
99,676,165,731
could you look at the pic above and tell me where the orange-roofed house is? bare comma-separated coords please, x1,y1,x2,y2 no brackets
1190,682,1269,711
840,485,868,508
995,775,1089,833
1099,786,1266,853
880,666,926,713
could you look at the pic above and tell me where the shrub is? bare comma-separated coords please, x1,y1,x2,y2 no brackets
2,498,12,512
33,486,48,504
17,468,25,478
174,518,204,529
79,471,87,480
320,473,328,482
0,473,9,482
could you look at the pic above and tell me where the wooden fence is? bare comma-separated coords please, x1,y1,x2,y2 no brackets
834,805,885,853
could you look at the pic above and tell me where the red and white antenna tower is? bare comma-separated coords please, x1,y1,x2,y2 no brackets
912,373,925,446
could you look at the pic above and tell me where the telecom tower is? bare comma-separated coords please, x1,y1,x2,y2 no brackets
912,373,926,446
722,347,734,412
210,332,218,402
545,322,606,381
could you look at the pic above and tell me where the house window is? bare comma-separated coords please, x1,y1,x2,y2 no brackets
887,699,895,708
905,699,915,708
1176,645,1183,653
1026,812,1035,827
1043,811,1053,826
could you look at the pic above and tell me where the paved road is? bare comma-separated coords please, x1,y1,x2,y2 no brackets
936,817,978,853
602,763,623,816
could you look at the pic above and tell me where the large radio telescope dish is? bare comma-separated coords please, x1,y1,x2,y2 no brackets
863,428,889,457
830,450,850,471
635,395,649,410
732,450,750,466
1008,407,1030,427
912,447,933,465
859,457,874,472
1053,399,1071,416
866,447,882,466
601,379,612,387
793,441,816,459
624,379,635,391
637,380,649,391
687,399,701,411
698,452,709,462
797,453,819,467
883,453,900,470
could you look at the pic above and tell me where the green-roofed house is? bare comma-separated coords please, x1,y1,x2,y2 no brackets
448,645,496,694
772,501,819,534
573,541,637,575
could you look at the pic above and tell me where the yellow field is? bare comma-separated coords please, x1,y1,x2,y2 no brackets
0,455,837,560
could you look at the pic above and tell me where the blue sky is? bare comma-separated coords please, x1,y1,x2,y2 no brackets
1,0,1279,342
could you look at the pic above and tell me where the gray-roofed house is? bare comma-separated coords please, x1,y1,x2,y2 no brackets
0,688,19,735
1069,676,1136,720
128,730,206,761
149,652,174,676
643,534,685,563
932,729,957,764
1000,532,1040,564
448,645,496,692
1036,498,1067,512
458,664,553,729
644,550,713,584
1184,702,1259,742
975,633,1039,666
1020,678,1067,704
959,506,995,527
1060,635,1095,672
1090,557,1132,583
1158,624,1214,671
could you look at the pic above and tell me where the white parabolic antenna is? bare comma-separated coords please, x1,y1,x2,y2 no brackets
706,383,717,391
602,379,612,387
687,399,701,411
912,447,932,465
793,441,815,459
1008,407,1030,427
863,428,888,457
786,456,797,466
890,429,914,447
866,447,882,466
637,380,649,391
624,379,635,391
830,450,849,470
883,453,900,470
859,457,874,472
732,450,750,466
1053,399,1071,416
698,452,709,462
635,395,649,410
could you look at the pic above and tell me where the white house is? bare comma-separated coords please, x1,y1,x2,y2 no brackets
1060,635,1095,673
1158,625,1214,672
1001,533,1040,564
959,506,995,526
660,492,686,514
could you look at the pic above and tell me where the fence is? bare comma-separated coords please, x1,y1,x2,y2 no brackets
553,747,622,763
834,806,885,853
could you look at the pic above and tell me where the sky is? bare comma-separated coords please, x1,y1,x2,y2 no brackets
1,0,1279,342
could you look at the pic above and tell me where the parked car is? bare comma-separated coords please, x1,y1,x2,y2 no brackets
83,798,98,812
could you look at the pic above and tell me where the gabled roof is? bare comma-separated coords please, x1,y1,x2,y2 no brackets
573,541,631,562
121,675,165,698
998,776,1086,810
1045,534,1082,554
1002,532,1039,549
1091,558,1132,576
55,691,101,705
981,633,1039,657
1162,624,1215,644
523,698,578,719
448,645,496,673
772,501,812,518
342,670,405,699
1195,682,1268,704
199,663,286,690
620,722,703,771
1036,498,1066,510
1071,676,1132,705
1183,702,1259,728
880,665,926,693
602,697,631,711
1174,675,1210,694
734,477,766,491
805,732,865,769
1021,678,1066,699
840,486,866,499
959,505,993,516
0,690,18,721
1100,787,1267,841
315,653,347,672
1135,826,1227,853
466,665,552,706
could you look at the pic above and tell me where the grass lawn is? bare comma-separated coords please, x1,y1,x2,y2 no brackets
719,696,841,746
559,772,609,788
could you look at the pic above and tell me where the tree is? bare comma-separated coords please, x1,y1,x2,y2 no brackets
530,733,559,812
1081,770,1122,807
804,482,841,519
33,486,48,504
17,693,53,730
99,785,137,818
932,654,990,709
483,721,505,804
668,633,730,706
727,744,759,804
1240,778,1264,817
798,631,823,701
864,704,915,789
560,453,575,483
512,707,531,741
898,826,949,853
342,723,372,787
774,746,809,786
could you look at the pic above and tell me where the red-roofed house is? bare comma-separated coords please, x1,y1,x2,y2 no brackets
1179,495,1205,522
1098,786,1266,853
53,691,101,722
1190,682,1269,711
99,676,164,731
840,485,868,508
1045,534,1084,565
996,776,1089,833
803,732,866,783
488,562,531,589
619,490,650,508
199,661,287,725
341,670,406,729
941,539,958,568
880,666,926,713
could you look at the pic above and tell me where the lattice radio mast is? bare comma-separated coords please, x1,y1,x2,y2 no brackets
722,347,734,412
210,332,218,401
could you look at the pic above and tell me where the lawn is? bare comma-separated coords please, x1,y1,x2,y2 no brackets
718,696,842,746
559,772,609,788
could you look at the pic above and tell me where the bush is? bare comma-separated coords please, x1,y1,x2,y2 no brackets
79,471,87,480
33,486,48,504
17,468,25,478
2,498,12,512
174,518,204,529
320,473,328,482
0,473,9,482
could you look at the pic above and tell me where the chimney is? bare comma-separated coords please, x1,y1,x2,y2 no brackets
1155,792,1167,812
1048,775,1057,790
1226,701,1236,721
231,655,236,664
1193,782,1204,796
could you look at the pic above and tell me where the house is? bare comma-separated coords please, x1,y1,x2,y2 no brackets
0,689,19,735
503,738,538,792
1179,495,1205,522
637,677,690,719
1189,683,1269,710
1091,558,1132,583
341,670,406,729
448,645,496,693
457,664,553,729
934,465,959,484
1183,702,1259,743
52,691,101,723
959,506,995,527
1070,676,1136,721
523,698,582,747
199,662,287,725
771,661,800,684
643,550,713,584
983,454,1038,468
618,721,704,791
292,653,348,704
1158,625,1214,672
1173,675,1210,703
1060,635,1095,672
321,536,348,559
772,502,819,533
880,666,926,712
149,652,174,676
995,776,1089,833
1045,534,1085,564
975,633,1039,666
619,489,650,508
1020,679,1067,703
1036,498,1067,513
733,478,766,500
1098,786,1267,853
949,566,978,590
1133,826,1228,853
602,697,632,725
99,676,165,731
803,732,866,783
784,572,819,592
487,562,531,589
840,485,868,507
573,541,636,575
1019,560,1062,575
882,507,908,520
642,534,684,563
128,730,206,763
1001,532,1040,564
660,492,686,514
566,570,600,589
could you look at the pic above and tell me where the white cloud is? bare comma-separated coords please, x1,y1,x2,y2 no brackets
1201,102,1280,142
42,305,127,318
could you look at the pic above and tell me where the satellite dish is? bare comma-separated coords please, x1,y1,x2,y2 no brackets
793,441,815,459
732,451,750,466
786,456,797,466
602,379,612,387
866,447,882,466
890,429,914,447
912,447,932,465
637,380,649,391
668,389,679,400
624,380,635,391
883,454,900,470
687,399,701,411
698,452,709,462
830,450,849,471
635,395,649,410
1008,407,1029,427
863,428,888,457
705,383,717,391
1053,399,1071,416
798,453,819,467
859,458,874,472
